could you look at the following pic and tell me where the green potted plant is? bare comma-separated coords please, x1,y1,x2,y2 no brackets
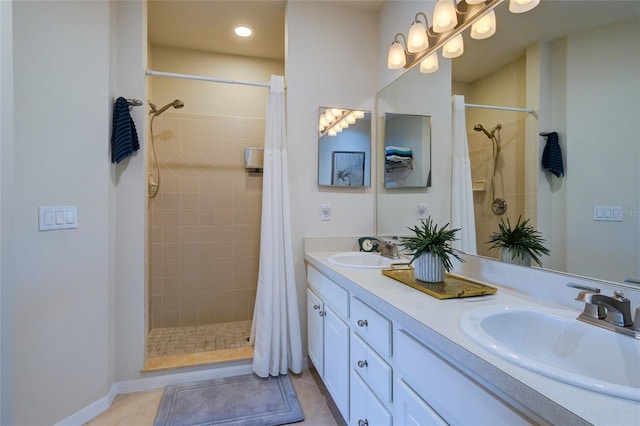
400,217,464,282
486,216,550,267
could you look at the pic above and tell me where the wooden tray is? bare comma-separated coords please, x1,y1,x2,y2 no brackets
381,264,497,299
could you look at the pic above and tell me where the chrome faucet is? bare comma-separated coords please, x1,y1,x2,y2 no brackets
373,238,402,260
568,282,639,338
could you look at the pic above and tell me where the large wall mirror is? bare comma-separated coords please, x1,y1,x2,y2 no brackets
318,107,371,187
376,1,640,287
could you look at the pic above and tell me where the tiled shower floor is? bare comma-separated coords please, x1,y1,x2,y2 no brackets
147,320,252,358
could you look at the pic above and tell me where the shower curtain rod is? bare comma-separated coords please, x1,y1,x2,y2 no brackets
464,102,535,114
146,69,271,88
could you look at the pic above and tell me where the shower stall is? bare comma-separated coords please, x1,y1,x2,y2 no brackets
145,47,281,364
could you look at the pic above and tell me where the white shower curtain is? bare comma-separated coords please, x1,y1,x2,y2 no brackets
250,75,303,377
451,95,477,254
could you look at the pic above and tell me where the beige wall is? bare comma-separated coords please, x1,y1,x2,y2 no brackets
147,47,281,330
149,112,264,328
462,57,528,258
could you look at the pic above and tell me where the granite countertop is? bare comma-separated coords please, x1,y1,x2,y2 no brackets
305,250,640,426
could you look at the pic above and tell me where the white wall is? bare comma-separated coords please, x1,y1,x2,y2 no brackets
561,19,640,283
286,0,377,350
12,2,113,423
0,0,15,423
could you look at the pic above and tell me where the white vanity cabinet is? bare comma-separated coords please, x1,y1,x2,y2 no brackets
307,266,350,421
306,261,533,426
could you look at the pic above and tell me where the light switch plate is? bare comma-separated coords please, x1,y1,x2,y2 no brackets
39,206,78,230
593,206,623,222
320,203,331,221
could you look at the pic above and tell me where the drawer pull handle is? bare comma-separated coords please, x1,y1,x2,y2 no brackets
358,420,368,426
357,360,368,368
357,319,368,327
319,310,326,317
313,304,320,310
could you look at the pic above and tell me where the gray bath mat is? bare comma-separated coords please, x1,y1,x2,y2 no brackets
154,373,304,426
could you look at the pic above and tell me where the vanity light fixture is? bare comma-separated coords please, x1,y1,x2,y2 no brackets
319,109,366,137
470,10,496,39
509,0,540,14
387,0,539,73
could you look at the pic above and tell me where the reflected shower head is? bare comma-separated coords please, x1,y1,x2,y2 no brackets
149,99,184,117
474,123,492,139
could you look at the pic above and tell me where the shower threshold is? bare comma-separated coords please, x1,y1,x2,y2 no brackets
143,320,253,371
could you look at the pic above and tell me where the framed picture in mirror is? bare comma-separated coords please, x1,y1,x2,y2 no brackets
332,151,365,186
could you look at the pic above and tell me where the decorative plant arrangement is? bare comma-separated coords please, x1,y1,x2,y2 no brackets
400,217,464,282
486,216,550,267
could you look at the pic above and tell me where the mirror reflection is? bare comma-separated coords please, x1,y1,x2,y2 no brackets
383,113,432,188
376,1,640,286
317,107,371,187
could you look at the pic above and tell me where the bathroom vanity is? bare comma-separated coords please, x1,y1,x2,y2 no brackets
304,244,640,426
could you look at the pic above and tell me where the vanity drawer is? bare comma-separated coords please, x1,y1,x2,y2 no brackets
351,332,392,403
350,370,392,426
395,330,530,425
351,297,392,358
307,266,349,319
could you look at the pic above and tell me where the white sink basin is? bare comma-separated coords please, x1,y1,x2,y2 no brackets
327,252,398,269
459,305,640,401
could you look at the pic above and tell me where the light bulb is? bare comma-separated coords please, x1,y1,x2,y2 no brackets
319,115,328,128
339,120,349,129
509,0,540,13
419,52,439,73
334,126,343,133
234,26,252,37
325,111,335,123
353,111,365,119
407,20,429,53
471,10,496,40
328,129,337,137
442,34,464,58
433,0,457,33
387,41,406,69
345,113,356,124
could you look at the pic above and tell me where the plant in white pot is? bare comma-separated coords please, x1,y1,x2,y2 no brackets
400,217,464,283
486,216,550,267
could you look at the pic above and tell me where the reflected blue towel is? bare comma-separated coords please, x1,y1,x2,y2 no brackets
541,131,564,178
111,97,139,164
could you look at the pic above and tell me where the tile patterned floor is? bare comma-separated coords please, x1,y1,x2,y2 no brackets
147,320,252,358
85,368,344,426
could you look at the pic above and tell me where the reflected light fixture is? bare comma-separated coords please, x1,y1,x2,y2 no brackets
420,52,439,73
471,10,496,39
234,25,252,37
509,0,540,14
319,109,367,137
386,0,539,73
442,34,464,58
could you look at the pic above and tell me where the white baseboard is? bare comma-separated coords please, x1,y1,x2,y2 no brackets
56,357,309,426
55,360,252,426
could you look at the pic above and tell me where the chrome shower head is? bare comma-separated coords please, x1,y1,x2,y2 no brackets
149,99,184,117
473,123,492,139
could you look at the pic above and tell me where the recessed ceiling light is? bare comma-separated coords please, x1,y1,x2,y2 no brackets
234,26,253,38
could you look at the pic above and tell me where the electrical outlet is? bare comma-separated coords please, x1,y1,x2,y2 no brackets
320,203,331,221
417,203,428,220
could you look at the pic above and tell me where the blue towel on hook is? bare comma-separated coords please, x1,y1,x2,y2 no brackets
540,131,564,178
111,97,140,164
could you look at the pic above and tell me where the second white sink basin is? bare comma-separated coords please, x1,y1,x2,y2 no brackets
459,305,640,401
327,252,397,269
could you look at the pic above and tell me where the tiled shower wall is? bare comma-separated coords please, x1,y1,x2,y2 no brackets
469,118,526,258
149,112,264,329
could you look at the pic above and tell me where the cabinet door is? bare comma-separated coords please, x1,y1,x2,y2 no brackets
350,371,392,426
324,305,350,421
307,289,324,376
395,379,447,426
